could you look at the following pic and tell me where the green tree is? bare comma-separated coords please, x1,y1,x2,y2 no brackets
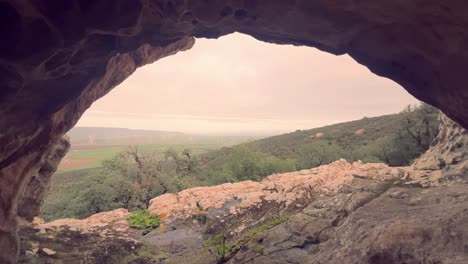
296,141,344,170
370,103,440,166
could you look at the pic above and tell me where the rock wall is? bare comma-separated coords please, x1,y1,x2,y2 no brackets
230,183,468,264
412,114,468,175
17,136,70,223
2,1,468,262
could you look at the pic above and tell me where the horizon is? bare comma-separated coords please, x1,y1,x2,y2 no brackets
73,110,410,137
76,33,419,134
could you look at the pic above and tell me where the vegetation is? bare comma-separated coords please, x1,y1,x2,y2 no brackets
244,215,292,239
59,143,227,172
42,103,440,221
200,103,439,168
204,215,292,261
204,234,241,261
127,210,160,234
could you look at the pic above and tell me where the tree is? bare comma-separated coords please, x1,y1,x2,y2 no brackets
296,141,344,170
370,103,440,166
165,148,200,179
399,103,439,150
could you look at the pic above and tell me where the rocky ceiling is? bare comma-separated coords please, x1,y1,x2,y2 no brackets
1,0,468,263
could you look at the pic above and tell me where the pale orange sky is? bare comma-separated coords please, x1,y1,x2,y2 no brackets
76,33,418,135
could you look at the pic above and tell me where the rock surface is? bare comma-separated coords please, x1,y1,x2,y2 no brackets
17,136,70,223
41,208,131,237
148,160,400,222
230,183,468,264
2,1,468,262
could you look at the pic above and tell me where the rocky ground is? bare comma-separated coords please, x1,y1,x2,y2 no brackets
18,116,468,264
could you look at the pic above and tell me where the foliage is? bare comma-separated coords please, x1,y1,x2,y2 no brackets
369,103,440,166
198,144,296,184
296,141,344,170
204,234,240,261
199,103,440,171
58,142,228,172
41,147,202,221
127,210,160,234
244,215,292,239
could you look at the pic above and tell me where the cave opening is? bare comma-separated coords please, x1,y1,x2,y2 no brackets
22,32,450,263
36,32,432,222
1,1,468,263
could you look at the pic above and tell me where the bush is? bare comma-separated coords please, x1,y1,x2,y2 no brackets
127,210,160,234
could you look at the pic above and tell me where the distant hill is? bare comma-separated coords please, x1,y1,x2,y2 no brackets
68,127,260,149
201,113,403,160
68,127,184,146
198,105,439,176
248,113,405,158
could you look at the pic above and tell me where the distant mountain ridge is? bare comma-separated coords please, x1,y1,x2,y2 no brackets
68,127,185,146
67,126,262,149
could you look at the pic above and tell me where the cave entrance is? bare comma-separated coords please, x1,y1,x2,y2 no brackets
2,1,468,262
36,32,432,222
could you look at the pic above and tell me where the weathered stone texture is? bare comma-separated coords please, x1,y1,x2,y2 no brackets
17,136,70,222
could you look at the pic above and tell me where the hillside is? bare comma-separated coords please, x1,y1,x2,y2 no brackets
250,114,405,158
197,105,439,183
202,113,403,161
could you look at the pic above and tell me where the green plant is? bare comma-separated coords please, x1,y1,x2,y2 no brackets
127,210,160,234
244,215,292,239
204,234,240,261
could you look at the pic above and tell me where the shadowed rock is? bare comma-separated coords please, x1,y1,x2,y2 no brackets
17,136,70,223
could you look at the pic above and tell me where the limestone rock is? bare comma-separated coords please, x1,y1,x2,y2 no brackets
408,114,468,186
148,159,399,222
354,128,365,135
41,208,131,237
230,183,468,264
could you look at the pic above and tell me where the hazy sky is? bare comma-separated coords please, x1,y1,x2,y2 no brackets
77,33,418,135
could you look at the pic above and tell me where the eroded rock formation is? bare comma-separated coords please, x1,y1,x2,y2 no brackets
2,1,468,262
147,160,401,222
412,114,468,176
17,136,70,223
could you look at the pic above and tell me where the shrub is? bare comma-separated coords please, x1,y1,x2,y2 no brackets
127,210,160,234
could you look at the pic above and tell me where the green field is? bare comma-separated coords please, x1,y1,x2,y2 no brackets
59,143,228,172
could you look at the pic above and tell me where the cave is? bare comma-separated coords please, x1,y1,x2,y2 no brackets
1,1,468,263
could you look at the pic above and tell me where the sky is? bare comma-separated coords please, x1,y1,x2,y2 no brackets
76,33,419,135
